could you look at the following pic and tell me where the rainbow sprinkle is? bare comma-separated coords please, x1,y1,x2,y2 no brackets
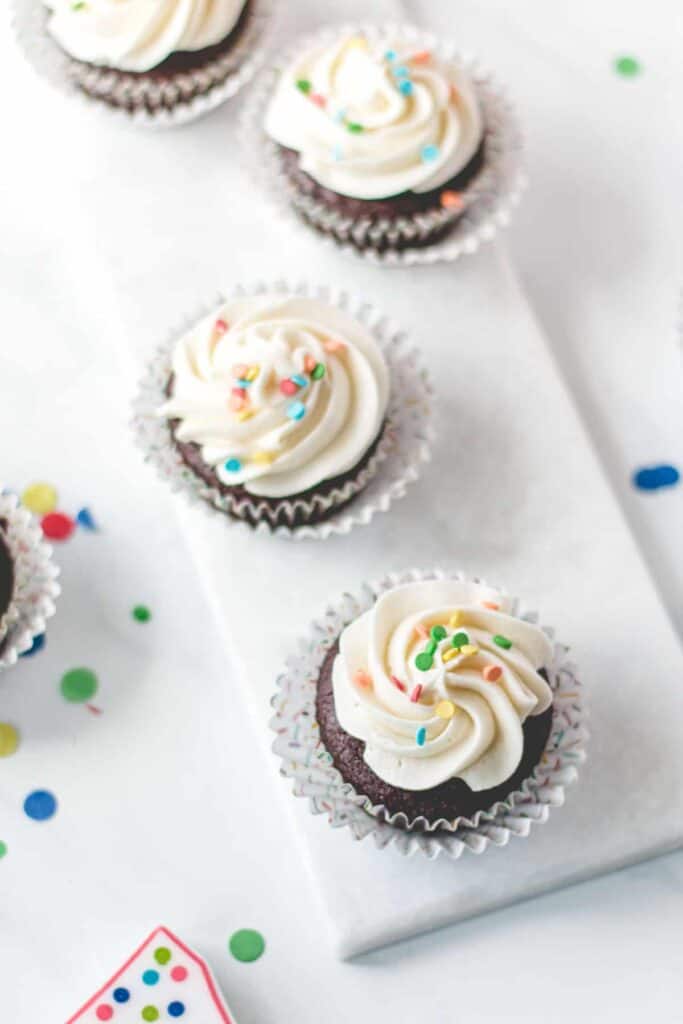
416,726,427,747
410,684,423,703
493,635,512,650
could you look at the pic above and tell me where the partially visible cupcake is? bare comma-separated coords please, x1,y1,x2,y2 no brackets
264,32,487,252
35,0,267,117
147,293,395,529
0,492,60,670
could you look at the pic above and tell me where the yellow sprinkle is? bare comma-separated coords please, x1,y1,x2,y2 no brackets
21,482,58,515
251,450,275,465
448,610,462,629
237,409,254,422
347,36,369,50
436,700,456,720
245,365,260,382
460,644,479,658
442,648,458,664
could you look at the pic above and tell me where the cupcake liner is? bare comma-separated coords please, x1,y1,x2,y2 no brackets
270,567,587,860
132,280,433,540
0,492,60,671
12,0,274,127
240,22,526,265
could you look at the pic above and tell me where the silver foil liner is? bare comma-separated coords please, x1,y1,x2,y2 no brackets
241,22,526,265
12,0,274,127
132,280,433,540
0,492,60,671
270,567,587,859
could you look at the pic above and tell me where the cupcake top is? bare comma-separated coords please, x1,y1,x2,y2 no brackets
0,522,15,641
44,0,247,72
159,295,390,499
333,579,554,793
265,33,483,201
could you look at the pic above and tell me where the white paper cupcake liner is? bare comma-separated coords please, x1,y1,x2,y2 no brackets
240,22,526,266
132,280,433,540
0,491,60,671
270,567,587,860
12,0,274,128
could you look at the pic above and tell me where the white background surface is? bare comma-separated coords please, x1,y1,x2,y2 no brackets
1,1,683,1022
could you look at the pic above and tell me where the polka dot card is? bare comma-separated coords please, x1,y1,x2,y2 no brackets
67,926,236,1023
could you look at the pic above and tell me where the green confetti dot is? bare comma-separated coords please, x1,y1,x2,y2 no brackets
153,946,171,965
229,929,265,963
493,634,512,650
311,363,326,380
615,55,640,77
452,631,469,648
60,667,98,703
296,78,311,93
132,605,152,623
415,652,434,672
141,1008,159,1022
0,841,7,860
430,625,447,642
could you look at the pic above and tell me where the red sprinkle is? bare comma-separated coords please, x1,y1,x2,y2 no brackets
41,511,75,541
390,674,407,693
410,684,423,703
214,318,228,334
483,665,502,682
311,93,327,107
280,379,298,396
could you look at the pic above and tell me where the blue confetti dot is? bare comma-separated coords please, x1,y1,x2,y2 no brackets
394,65,409,78
76,507,97,531
399,79,413,96
113,988,130,1003
168,1003,185,1018
384,49,396,61
142,969,160,986
421,143,440,162
287,401,306,421
21,633,45,657
290,374,308,388
23,790,57,822
224,458,242,473
633,464,680,491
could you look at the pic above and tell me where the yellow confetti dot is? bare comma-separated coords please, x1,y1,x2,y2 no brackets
237,409,254,422
460,644,479,658
245,365,260,382
442,648,458,664
436,701,456,720
251,451,275,465
21,482,57,516
448,611,462,629
0,723,20,758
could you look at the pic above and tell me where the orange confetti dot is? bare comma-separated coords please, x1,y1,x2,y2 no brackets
483,665,502,682
232,363,249,379
411,50,432,65
482,601,500,611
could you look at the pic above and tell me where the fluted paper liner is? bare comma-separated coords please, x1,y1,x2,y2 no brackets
270,568,587,860
0,492,60,671
132,281,433,540
241,22,526,265
12,0,274,127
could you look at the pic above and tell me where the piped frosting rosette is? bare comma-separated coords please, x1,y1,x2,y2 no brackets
132,281,433,539
242,22,525,264
271,569,587,859
12,0,274,126
0,491,60,671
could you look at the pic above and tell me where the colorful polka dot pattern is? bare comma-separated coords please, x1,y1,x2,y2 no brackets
94,944,190,1021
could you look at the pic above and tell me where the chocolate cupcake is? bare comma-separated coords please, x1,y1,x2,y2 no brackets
0,522,16,649
264,31,487,253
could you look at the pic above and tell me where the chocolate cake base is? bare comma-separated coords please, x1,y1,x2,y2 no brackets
315,640,553,828
0,521,14,622
277,137,486,253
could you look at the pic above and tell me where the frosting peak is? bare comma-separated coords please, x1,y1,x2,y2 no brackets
332,579,553,793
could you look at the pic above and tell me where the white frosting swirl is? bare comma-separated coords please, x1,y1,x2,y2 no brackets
159,295,390,499
333,579,554,792
44,0,247,72
265,34,484,200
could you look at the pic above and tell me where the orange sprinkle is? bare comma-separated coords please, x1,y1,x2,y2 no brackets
483,665,502,682
414,623,429,641
353,668,372,689
482,600,500,611
303,354,317,373
324,338,346,353
411,50,432,65
440,190,464,211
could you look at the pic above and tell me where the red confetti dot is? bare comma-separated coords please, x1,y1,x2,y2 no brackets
41,512,75,541
96,1006,113,1021
171,966,188,982
279,379,298,396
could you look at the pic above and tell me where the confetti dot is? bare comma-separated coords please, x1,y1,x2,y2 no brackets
41,512,75,541
416,726,427,746
633,464,679,491
436,700,456,720
224,458,242,473
0,723,19,758
279,378,298,396
421,143,440,162
76,507,97,531
168,1004,185,1018
493,634,512,650
143,969,160,986
291,374,308,389
170,966,187,982
452,631,469,648
154,947,172,965
0,841,7,860
385,49,396,61
287,401,306,421
399,79,413,96
615,55,641,77
23,790,57,822
21,482,57,516
347,122,364,133
132,605,152,623
229,929,265,963
95,1006,113,1022
142,1008,159,1022
483,665,502,682
415,652,433,672
113,988,130,1003
60,667,98,703
21,633,45,657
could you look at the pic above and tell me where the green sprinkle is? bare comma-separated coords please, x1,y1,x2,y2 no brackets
132,604,152,623
296,79,312,93
415,652,434,672
615,55,640,77
425,639,437,656
452,631,469,648
493,634,512,649
430,625,447,642
311,363,326,380
347,122,364,133
0,841,7,860
71,1,87,9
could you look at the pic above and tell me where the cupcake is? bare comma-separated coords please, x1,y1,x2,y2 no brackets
0,492,60,669
146,292,397,530
264,31,487,253
31,0,268,118
272,571,585,851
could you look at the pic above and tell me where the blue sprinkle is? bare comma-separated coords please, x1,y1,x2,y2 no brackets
287,401,306,421
421,143,440,162
393,65,410,78
236,378,251,388
291,374,308,388
332,144,344,161
168,1003,185,1018
334,108,346,123
113,988,130,1003
21,633,45,657
633,464,680,491
384,49,396,61
76,507,97,531
23,790,57,822
416,726,427,747
142,969,159,986
224,458,242,473
398,79,413,96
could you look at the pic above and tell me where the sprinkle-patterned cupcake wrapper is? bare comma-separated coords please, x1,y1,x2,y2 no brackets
270,568,587,860
132,280,433,540
11,0,274,127
0,492,61,671
241,22,526,265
